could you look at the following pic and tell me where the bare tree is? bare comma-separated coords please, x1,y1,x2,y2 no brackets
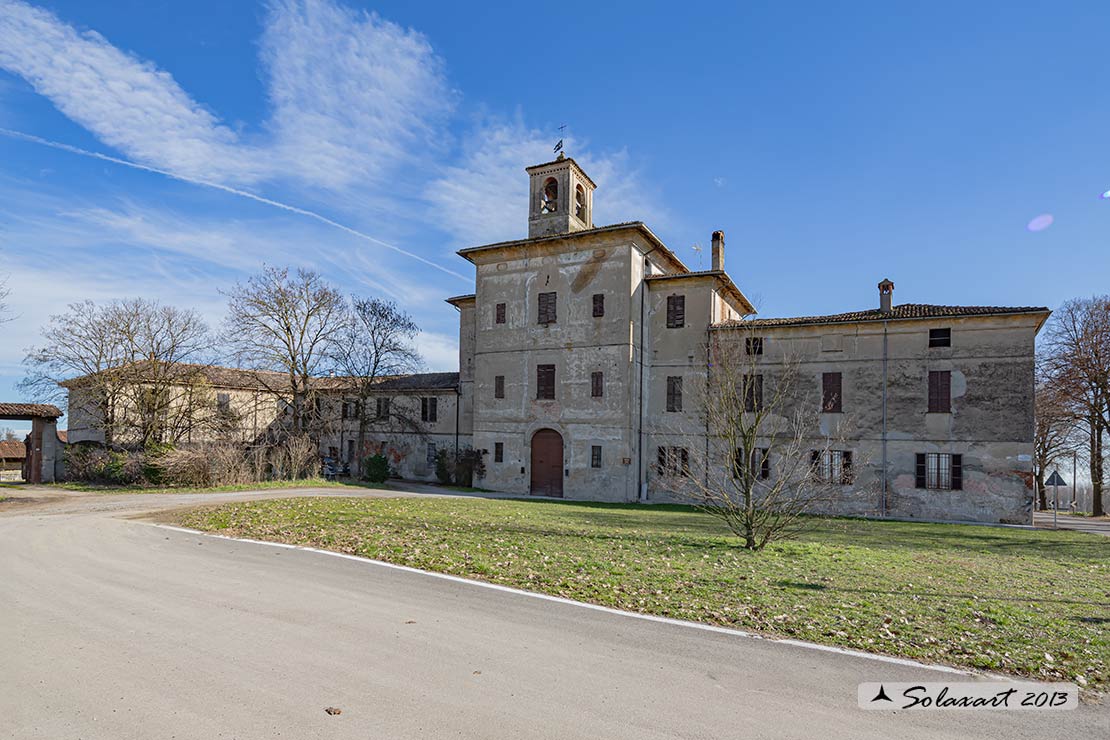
1042,297,1110,516
657,329,851,550
1032,371,1077,510
0,275,11,325
222,267,345,437
20,299,214,447
111,299,214,446
327,297,422,474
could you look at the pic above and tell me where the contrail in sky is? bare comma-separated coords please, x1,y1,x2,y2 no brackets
0,127,470,282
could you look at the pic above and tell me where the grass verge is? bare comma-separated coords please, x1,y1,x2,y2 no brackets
174,496,1109,692
52,478,384,495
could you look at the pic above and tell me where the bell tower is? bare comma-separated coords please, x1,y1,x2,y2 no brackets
525,153,596,238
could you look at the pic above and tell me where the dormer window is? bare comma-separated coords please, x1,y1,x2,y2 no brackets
575,184,587,221
541,177,558,213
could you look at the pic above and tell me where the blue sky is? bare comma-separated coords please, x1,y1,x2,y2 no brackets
1,0,1108,432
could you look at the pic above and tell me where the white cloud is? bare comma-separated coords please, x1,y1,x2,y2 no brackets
0,0,452,192
0,0,265,183
260,0,454,191
425,116,667,247
415,330,459,373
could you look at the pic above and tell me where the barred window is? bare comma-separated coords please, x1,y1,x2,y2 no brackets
591,445,602,468
376,397,391,419
811,449,853,485
494,442,504,463
733,447,770,481
494,375,505,399
495,302,506,324
591,371,604,398
421,397,438,423
657,446,689,476
916,453,962,490
426,441,436,466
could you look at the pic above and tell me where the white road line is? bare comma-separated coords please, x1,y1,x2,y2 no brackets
148,522,981,677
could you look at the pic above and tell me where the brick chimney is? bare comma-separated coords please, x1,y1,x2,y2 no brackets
711,230,725,272
878,278,895,314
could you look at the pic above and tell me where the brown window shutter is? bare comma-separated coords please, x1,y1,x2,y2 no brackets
841,450,853,484
538,292,557,325
494,442,504,463
537,365,555,400
810,449,821,471
732,448,743,480
591,371,603,398
679,448,689,475
951,454,963,490
940,371,951,411
916,453,927,488
666,376,682,412
666,295,685,328
429,397,437,422
592,293,604,317
657,446,667,474
495,303,506,324
928,371,951,413
822,373,842,413
759,449,770,480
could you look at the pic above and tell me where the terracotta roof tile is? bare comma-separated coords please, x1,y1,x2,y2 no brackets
0,403,63,419
0,439,25,459
714,304,1050,329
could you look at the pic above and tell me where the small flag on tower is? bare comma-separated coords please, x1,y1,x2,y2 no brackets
553,139,564,154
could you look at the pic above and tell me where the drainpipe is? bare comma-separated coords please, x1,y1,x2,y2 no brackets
881,320,889,517
636,249,658,503
704,326,711,488
454,385,460,457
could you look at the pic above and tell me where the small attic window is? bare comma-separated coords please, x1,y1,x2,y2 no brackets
575,184,587,220
541,177,558,213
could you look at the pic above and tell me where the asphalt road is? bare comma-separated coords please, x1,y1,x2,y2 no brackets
1,487,1106,739
1034,511,1110,537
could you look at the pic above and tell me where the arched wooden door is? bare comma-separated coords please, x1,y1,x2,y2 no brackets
530,429,564,498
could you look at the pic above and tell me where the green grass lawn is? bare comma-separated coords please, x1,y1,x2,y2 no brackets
174,496,1109,691
53,478,383,495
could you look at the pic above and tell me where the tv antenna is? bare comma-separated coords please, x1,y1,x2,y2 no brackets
691,243,704,269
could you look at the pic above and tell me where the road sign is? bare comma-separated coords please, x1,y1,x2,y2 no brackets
1046,470,1068,529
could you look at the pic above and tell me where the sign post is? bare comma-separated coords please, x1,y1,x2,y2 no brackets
1045,470,1068,530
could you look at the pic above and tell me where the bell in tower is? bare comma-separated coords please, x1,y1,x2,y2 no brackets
525,153,596,239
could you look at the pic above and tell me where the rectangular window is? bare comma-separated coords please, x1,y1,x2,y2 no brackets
822,372,842,413
421,397,438,423
592,293,605,318
494,442,504,463
743,374,763,412
666,295,685,328
812,450,853,485
341,399,349,420
745,337,764,355
495,302,506,324
217,392,230,413
657,446,689,476
929,328,951,348
733,448,770,481
538,291,557,325
917,453,962,490
666,376,683,412
591,371,604,398
537,364,556,400
376,397,391,419
928,370,951,413
426,441,436,466
494,375,505,399
591,445,602,468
